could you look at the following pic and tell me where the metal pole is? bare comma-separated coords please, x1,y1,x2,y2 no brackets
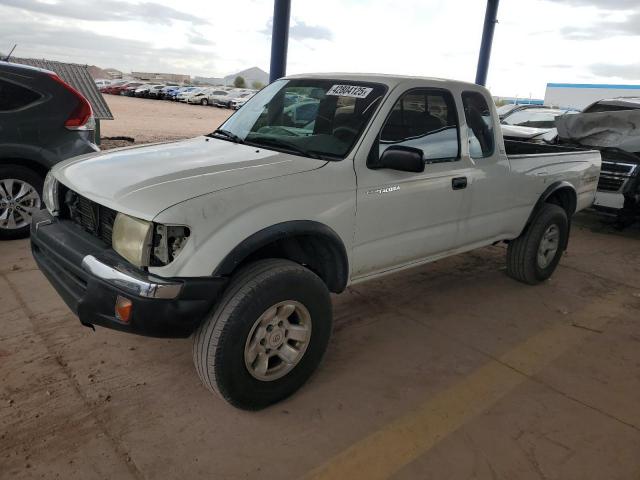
475,0,500,86
269,0,291,83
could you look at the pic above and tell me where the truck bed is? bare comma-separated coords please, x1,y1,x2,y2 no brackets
504,140,602,215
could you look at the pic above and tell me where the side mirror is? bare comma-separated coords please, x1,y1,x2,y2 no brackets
378,146,425,173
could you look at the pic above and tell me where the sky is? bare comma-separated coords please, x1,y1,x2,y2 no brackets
0,0,638,98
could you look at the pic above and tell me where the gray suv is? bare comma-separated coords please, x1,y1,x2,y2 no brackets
0,61,99,239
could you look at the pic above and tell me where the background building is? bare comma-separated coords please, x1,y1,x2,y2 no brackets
131,71,190,83
493,96,544,106
544,83,640,110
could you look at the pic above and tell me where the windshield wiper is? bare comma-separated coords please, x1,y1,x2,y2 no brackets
248,137,321,159
208,129,243,143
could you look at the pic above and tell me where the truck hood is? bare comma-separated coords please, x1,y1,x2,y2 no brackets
500,124,559,143
52,136,327,220
501,124,552,138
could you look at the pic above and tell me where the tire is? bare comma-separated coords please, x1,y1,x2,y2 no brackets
193,259,332,410
507,204,568,285
200,98,208,106
0,165,44,240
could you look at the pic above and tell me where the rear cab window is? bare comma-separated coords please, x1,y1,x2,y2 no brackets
376,88,460,163
461,91,495,158
0,79,41,111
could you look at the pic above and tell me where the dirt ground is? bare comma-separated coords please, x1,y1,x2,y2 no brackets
100,94,233,145
1,210,639,479
1,96,639,478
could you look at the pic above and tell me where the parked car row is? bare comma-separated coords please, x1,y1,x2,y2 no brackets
98,80,257,109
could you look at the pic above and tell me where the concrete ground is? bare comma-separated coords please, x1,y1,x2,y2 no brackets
1,212,639,479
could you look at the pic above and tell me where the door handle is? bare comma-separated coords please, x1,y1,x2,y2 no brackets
452,177,467,190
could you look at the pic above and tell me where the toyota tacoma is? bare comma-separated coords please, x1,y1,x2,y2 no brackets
31,74,601,409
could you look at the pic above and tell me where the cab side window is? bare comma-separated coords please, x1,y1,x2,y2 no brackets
378,89,460,163
461,91,495,158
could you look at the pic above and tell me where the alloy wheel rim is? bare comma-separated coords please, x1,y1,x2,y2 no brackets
0,179,41,230
537,224,560,269
244,300,312,381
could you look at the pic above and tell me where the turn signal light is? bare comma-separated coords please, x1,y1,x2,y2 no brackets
115,296,133,323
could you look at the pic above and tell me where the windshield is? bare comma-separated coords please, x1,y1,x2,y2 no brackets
502,108,568,128
215,79,387,160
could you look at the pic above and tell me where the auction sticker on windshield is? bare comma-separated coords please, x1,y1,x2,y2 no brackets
327,85,373,98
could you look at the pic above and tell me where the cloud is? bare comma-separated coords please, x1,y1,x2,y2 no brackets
262,19,332,41
187,30,214,46
0,0,207,25
1,17,217,75
560,11,640,39
589,63,640,80
290,20,333,41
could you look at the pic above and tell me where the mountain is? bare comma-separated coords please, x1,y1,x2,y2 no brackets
87,65,113,80
223,67,269,87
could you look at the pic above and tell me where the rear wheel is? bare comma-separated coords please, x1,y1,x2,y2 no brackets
507,204,568,284
0,165,43,240
200,98,208,106
192,259,332,410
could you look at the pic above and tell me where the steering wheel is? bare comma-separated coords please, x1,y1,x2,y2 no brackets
333,126,359,143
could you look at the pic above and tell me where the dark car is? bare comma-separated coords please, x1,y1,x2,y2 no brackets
557,97,640,226
0,61,98,239
582,96,640,113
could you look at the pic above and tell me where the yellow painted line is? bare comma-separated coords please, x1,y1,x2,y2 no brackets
304,298,620,480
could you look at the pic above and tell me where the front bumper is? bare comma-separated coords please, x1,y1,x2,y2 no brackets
30,210,226,338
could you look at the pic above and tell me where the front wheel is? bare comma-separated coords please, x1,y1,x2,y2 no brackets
200,98,208,106
192,259,332,410
0,165,43,240
507,203,568,285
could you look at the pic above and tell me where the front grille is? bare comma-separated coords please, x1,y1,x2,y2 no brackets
601,161,636,175
597,161,638,193
597,175,626,192
61,188,117,245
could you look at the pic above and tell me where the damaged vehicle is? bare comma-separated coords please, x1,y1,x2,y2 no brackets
555,97,640,225
500,107,576,143
31,74,600,409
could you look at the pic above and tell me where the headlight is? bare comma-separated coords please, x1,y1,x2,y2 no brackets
151,224,190,266
43,171,59,216
112,213,153,267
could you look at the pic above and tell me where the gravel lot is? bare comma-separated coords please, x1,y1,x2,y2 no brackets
100,94,233,146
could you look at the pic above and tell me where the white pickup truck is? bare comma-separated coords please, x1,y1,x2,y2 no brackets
31,74,601,409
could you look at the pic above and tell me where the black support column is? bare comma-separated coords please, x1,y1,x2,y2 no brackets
475,0,500,86
269,0,291,83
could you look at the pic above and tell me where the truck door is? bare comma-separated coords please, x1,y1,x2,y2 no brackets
457,90,519,246
352,87,474,279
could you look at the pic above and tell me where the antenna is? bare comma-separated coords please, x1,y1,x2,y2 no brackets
4,44,17,62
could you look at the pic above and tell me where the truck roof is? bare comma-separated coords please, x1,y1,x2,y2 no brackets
283,72,484,91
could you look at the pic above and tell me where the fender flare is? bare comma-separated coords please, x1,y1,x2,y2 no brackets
0,144,53,174
213,220,349,292
524,180,577,250
528,181,577,222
